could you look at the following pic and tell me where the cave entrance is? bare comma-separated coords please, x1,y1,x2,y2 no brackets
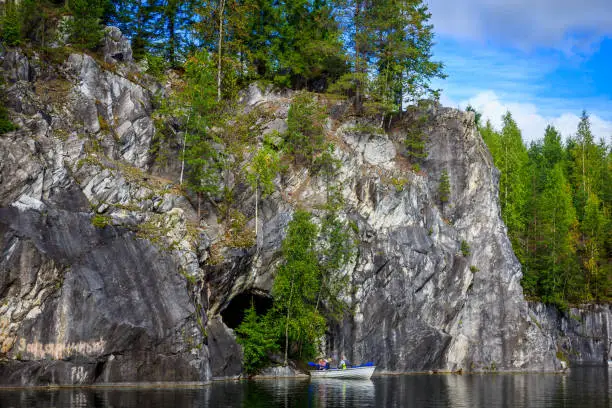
220,291,273,329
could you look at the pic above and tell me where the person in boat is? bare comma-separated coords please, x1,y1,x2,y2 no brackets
339,356,347,370
317,358,328,370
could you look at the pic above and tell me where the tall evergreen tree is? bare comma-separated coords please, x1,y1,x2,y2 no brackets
569,111,598,220
107,0,156,59
273,0,347,90
581,193,606,301
67,0,108,49
497,112,530,262
177,50,221,217
536,163,578,307
333,0,444,113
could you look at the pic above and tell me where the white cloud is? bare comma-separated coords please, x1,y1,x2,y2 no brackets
444,91,612,144
426,0,612,53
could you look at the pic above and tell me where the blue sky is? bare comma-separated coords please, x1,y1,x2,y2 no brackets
426,0,612,143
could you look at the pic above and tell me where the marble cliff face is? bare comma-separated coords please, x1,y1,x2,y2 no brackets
0,29,608,385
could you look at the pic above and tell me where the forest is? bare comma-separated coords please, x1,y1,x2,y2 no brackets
476,110,611,308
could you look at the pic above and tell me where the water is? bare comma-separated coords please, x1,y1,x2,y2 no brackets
0,366,609,407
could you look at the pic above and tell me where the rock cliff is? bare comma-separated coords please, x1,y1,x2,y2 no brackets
0,29,609,385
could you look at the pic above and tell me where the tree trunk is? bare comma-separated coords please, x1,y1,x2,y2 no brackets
284,279,295,366
179,114,190,185
217,0,225,102
197,192,201,220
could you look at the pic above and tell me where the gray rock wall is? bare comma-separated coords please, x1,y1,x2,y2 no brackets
208,92,563,373
0,30,210,385
530,303,611,365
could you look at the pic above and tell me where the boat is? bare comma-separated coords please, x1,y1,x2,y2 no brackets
309,364,376,380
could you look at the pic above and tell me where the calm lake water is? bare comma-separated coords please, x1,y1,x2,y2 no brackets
0,366,609,408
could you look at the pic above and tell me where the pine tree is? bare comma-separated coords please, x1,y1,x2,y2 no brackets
537,163,578,307
333,0,444,113
107,0,156,59
480,119,501,160
179,50,221,218
581,193,606,301
438,170,450,208
497,112,529,262
273,0,347,90
569,111,598,221
235,303,279,374
284,92,327,165
67,0,108,49
542,125,564,168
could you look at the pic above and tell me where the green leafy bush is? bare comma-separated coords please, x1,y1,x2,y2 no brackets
0,104,17,134
235,304,279,375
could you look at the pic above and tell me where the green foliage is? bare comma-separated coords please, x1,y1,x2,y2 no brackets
180,50,221,198
272,210,325,363
1,0,22,46
107,0,196,65
236,206,355,369
404,103,433,159
460,240,470,257
438,170,450,206
284,92,327,165
390,177,409,192
246,141,281,197
0,103,17,134
333,0,445,113
145,53,167,79
483,110,611,306
235,303,279,375
225,209,255,248
106,0,154,59
91,214,110,228
67,0,107,49
466,105,482,129
272,0,347,90
318,210,355,321
470,265,479,273
493,112,530,263
312,144,341,179
194,0,347,91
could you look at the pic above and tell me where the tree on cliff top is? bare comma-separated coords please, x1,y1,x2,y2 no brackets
331,0,444,115
67,0,108,49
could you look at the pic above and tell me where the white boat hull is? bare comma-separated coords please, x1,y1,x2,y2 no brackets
310,366,376,379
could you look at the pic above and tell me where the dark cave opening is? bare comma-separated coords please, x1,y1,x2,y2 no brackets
220,292,273,329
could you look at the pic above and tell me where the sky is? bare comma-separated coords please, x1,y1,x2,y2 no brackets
426,0,612,144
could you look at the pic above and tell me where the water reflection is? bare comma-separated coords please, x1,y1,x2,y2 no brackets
309,379,375,407
0,367,609,408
